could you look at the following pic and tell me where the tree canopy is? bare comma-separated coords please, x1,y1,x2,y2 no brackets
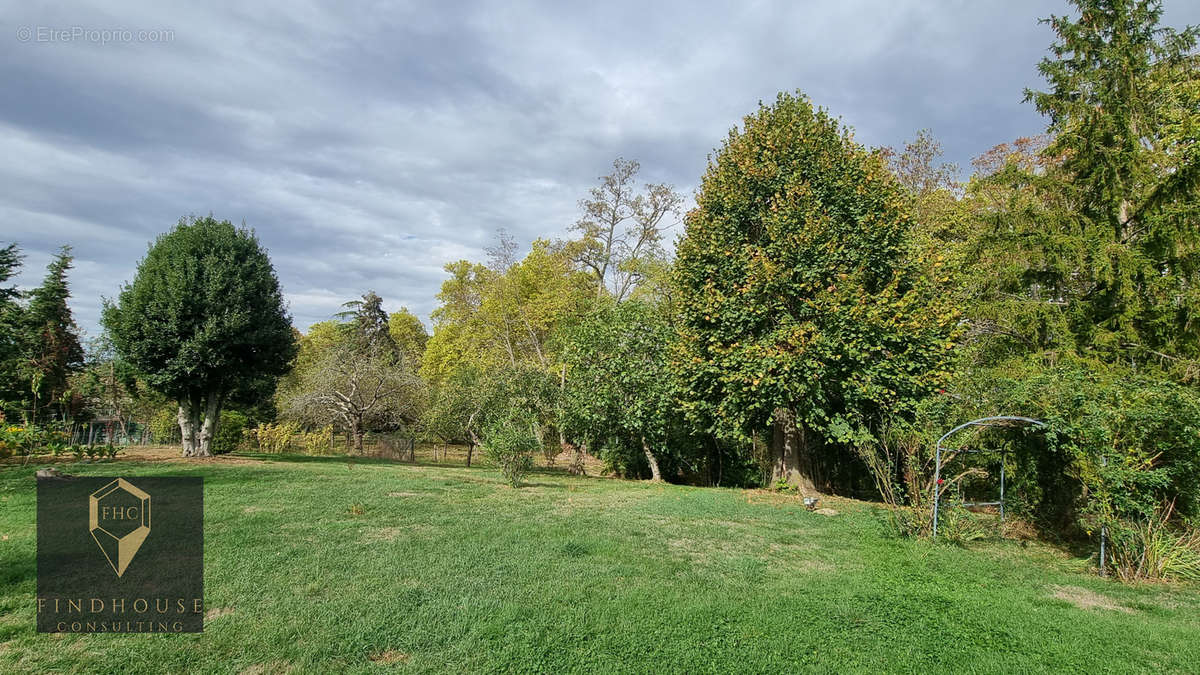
103,216,296,456
673,91,956,492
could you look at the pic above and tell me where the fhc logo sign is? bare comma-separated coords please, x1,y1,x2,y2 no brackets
89,479,152,577
37,476,203,633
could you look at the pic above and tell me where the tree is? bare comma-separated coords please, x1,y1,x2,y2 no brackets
559,300,680,480
949,2,1200,538
285,338,422,452
1009,0,1200,374
673,92,956,494
24,246,84,423
281,295,425,453
338,291,397,357
570,158,683,302
388,307,429,369
103,216,296,456
0,243,25,418
885,130,966,242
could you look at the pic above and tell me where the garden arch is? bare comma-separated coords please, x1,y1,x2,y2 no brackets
932,416,1046,539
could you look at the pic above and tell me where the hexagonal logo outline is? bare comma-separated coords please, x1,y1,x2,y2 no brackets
88,478,151,577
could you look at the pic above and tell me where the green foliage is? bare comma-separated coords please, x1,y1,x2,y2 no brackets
673,91,956,451
1107,501,1200,582
22,247,84,422
944,4,1200,559
422,238,592,386
388,307,429,370
482,417,539,487
978,364,1200,529
213,410,249,455
248,421,301,454
559,299,688,478
0,243,27,419
103,216,296,455
104,216,296,403
148,407,178,444
970,1,1200,377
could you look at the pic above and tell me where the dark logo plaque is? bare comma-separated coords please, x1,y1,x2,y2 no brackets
37,476,204,633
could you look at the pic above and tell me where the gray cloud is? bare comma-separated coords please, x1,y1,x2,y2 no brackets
3,0,1198,338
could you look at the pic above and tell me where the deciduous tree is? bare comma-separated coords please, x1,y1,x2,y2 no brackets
103,216,296,456
570,158,682,302
673,92,956,494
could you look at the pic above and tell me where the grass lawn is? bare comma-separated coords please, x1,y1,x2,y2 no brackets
2,453,1199,673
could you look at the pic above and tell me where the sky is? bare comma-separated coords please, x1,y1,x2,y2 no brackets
4,1,1199,339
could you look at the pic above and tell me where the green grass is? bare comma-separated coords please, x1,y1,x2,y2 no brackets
2,455,1200,673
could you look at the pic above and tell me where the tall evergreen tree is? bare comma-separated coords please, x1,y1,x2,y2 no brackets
24,246,84,422
0,243,26,418
975,0,1200,376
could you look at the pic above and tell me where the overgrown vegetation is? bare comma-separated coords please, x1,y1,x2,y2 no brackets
2,0,1197,586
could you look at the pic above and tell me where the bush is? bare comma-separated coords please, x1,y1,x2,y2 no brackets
247,422,299,454
213,410,249,455
1107,501,1200,582
149,407,179,444
482,420,538,487
298,425,333,455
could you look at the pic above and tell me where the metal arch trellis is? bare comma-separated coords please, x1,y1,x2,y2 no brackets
931,416,1046,540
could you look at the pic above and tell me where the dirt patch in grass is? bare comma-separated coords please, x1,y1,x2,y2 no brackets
387,492,424,498
1051,585,1134,613
368,649,410,664
205,606,234,621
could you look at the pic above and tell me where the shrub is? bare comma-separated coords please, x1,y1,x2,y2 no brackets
298,425,333,455
149,407,179,445
212,410,249,455
483,420,539,487
247,422,299,454
1107,501,1200,583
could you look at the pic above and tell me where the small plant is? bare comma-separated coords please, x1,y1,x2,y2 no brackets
1107,501,1200,582
936,506,989,545
71,445,85,461
84,445,98,460
348,503,366,517
482,419,538,487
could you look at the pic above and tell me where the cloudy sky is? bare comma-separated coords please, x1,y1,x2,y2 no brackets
4,1,1198,338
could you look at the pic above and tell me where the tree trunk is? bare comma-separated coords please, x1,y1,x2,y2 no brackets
641,436,663,482
195,391,222,457
467,428,482,467
350,416,364,454
770,407,820,495
573,442,587,476
177,396,200,457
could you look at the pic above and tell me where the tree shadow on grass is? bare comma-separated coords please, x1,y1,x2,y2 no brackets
234,452,421,467
233,453,595,480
